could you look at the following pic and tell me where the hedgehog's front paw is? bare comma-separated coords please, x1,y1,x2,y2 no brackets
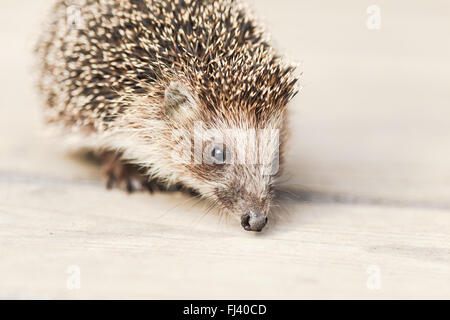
100,151,155,193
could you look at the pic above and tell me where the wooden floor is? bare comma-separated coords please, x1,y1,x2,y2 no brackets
0,0,449,299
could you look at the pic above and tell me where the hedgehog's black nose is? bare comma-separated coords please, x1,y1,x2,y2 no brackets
241,211,268,232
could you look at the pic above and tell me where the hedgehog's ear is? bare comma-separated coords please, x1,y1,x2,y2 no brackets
164,81,196,119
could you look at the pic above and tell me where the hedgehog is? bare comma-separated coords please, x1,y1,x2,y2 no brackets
35,0,299,232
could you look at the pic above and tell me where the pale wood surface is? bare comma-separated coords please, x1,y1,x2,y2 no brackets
0,0,449,299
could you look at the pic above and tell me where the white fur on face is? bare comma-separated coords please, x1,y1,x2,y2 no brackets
199,120,281,218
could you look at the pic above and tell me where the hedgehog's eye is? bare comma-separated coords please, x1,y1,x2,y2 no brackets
211,146,226,164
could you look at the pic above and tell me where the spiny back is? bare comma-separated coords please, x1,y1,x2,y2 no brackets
36,0,298,131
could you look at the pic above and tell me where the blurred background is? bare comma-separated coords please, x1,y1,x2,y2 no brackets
0,0,449,299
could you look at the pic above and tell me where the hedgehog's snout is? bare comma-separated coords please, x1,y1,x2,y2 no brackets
241,211,268,232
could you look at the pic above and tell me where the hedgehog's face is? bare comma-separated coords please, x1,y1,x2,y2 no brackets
200,127,281,232
164,81,285,232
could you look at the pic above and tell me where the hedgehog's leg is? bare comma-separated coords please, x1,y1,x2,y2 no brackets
99,151,157,193
97,151,199,195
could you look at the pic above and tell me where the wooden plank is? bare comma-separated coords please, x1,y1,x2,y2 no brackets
254,0,450,205
1,179,449,299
